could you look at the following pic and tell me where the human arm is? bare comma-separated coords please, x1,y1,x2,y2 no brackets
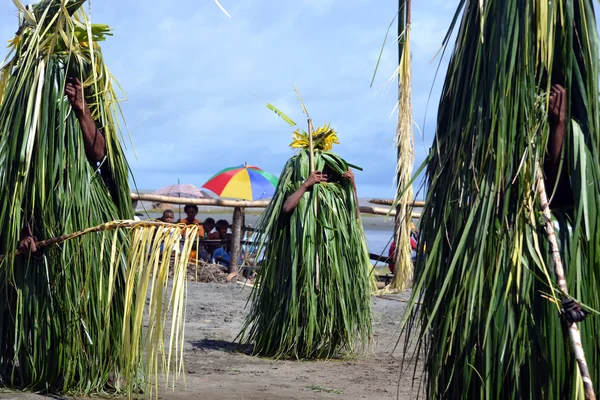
214,248,231,265
343,169,361,218
544,84,572,207
282,171,328,214
65,77,106,163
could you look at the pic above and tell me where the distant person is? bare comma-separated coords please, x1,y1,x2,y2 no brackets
158,209,175,223
198,217,216,258
387,232,418,274
202,218,216,239
209,219,229,240
213,233,241,269
177,204,205,238
178,205,200,225
206,218,229,256
153,210,176,253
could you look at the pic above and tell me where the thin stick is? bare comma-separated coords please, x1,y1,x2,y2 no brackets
1,220,184,262
294,85,315,171
294,86,319,291
308,118,315,172
308,118,320,291
536,165,596,400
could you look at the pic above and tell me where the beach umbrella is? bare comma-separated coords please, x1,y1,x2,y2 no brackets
153,183,207,199
201,164,278,201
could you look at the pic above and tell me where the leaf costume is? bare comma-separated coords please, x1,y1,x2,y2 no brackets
0,0,137,393
402,1,600,399
239,133,373,359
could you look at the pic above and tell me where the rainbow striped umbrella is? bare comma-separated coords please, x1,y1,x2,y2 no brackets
201,164,279,201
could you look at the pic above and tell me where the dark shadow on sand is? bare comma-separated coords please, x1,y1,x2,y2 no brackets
190,339,254,355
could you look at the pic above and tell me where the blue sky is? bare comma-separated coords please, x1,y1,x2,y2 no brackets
0,0,458,199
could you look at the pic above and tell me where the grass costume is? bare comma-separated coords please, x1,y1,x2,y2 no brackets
239,127,373,359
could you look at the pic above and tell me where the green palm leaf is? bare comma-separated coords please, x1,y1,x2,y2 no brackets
403,1,600,398
238,149,374,359
0,1,193,395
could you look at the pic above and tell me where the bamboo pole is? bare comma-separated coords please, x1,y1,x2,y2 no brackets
359,205,420,219
131,194,424,218
369,199,425,207
536,166,596,400
131,193,269,208
132,193,426,211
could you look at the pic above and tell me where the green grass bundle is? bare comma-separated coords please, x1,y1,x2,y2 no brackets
402,1,600,398
238,146,373,359
0,0,194,394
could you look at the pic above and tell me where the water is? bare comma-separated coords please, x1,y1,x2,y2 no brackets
364,229,394,257
140,211,394,258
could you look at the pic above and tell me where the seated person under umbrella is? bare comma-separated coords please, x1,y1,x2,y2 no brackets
206,219,229,256
213,233,242,269
177,204,209,261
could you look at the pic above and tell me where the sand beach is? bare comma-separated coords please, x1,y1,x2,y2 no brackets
0,282,421,400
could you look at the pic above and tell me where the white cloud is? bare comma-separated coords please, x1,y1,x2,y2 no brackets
0,0,463,198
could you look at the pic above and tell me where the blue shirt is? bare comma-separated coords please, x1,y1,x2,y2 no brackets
213,246,243,267
213,247,231,267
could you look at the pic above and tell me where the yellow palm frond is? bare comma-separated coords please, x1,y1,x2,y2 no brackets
289,123,339,151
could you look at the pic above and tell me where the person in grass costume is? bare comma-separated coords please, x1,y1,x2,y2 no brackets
401,1,600,398
238,125,374,359
0,0,138,393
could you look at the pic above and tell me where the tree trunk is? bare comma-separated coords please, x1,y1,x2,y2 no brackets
230,206,245,274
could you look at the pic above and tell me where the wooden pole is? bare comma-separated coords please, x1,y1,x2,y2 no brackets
536,166,596,400
369,199,425,207
131,193,422,218
131,193,269,208
359,205,420,219
229,206,245,275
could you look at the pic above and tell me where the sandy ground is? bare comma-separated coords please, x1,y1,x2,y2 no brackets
0,282,423,400
154,282,423,400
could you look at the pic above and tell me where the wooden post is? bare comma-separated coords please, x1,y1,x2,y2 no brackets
230,206,245,275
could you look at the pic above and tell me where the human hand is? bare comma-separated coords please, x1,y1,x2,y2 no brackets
65,77,86,114
18,237,37,255
18,224,39,256
342,169,355,183
303,171,328,188
549,84,566,124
